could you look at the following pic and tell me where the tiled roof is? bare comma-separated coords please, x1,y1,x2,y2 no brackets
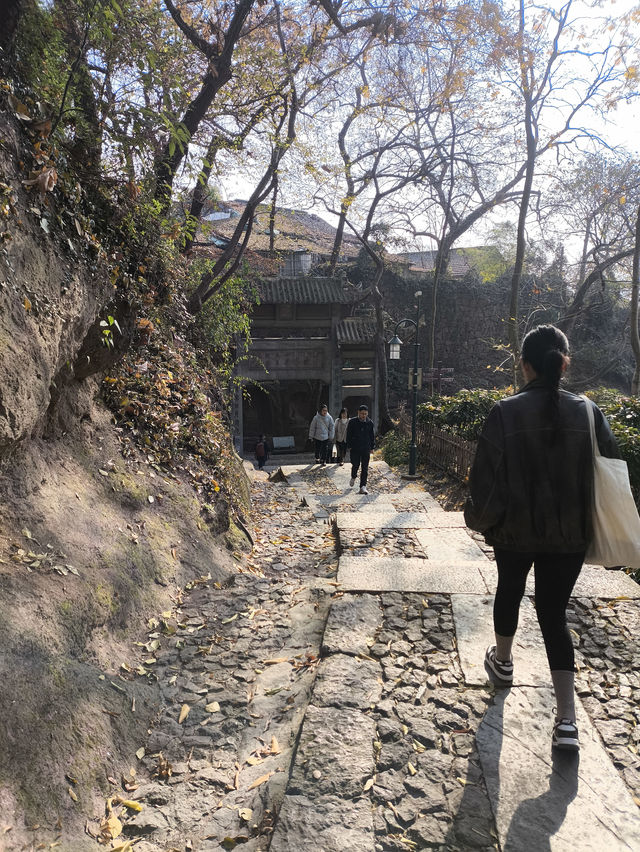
337,318,377,345
394,247,503,278
209,202,361,257
395,249,471,277
258,277,346,304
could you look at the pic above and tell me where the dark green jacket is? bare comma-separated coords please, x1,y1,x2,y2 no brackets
464,380,619,553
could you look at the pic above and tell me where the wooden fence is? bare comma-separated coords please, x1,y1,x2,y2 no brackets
418,423,477,481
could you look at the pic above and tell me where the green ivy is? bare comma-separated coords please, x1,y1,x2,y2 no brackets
417,388,509,441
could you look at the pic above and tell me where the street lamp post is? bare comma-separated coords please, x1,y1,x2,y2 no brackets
388,290,422,478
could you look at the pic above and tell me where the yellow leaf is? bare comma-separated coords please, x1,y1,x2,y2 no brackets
222,614,238,624
178,704,190,724
205,702,220,713
24,297,32,312
238,808,253,821
246,756,263,766
407,763,417,776
363,777,375,791
270,736,281,755
135,747,145,760
116,798,143,812
102,813,122,839
263,657,289,665
247,771,274,790
68,787,78,802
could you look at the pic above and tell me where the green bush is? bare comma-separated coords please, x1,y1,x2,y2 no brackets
585,389,640,502
417,388,508,441
381,430,411,467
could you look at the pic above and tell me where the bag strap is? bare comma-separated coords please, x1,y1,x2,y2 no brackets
581,395,600,459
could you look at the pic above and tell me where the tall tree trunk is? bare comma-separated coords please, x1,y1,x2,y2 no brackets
268,172,278,255
630,204,640,395
373,276,394,434
182,136,219,255
153,0,255,212
508,0,536,386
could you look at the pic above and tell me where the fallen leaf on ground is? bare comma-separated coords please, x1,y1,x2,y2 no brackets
135,747,145,760
247,771,274,790
68,787,78,802
100,813,122,840
270,736,281,754
205,701,220,713
178,704,190,723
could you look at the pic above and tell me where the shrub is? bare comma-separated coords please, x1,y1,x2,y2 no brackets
417,388,508,441
381,430,411,467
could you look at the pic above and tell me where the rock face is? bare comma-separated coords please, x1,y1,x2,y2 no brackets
0,110,113,455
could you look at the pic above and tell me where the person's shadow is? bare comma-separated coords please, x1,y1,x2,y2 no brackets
503,751,580,851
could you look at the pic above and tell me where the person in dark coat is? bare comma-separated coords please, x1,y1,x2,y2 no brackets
254,434,270,470
465,324,619,752
346,404,375,494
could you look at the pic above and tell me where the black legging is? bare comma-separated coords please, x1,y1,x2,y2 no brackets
493,549,584,672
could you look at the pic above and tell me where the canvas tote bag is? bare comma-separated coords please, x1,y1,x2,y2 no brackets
583,397,640,569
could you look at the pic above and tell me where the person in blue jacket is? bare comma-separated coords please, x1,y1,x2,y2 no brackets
346,404,375,494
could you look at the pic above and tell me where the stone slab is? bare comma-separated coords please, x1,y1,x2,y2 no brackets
336,511,433,530
477,686,640,851
337,556,489,594
312,653,383,709
322,594,383,657
476,560,640,599
285,704,376,798
315,494,396,510
270,793,375,852
452,595,550,687
415,528,491,562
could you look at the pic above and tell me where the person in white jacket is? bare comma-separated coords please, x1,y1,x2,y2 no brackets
308,404,335,466
334,407,349,465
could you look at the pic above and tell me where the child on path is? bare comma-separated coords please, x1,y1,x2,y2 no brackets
346,404,375,494
308,404,335,466
464,324,619,752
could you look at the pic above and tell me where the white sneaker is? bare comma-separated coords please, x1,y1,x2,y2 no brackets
359,486,368,494
349,477,356,487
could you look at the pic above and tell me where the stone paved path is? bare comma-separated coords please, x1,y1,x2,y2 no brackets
116,456,640,851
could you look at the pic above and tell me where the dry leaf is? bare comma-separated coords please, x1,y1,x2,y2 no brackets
238,808,253,822
270,736,281,755
135,747,145,760
363,777,375,791
68,787,78,802
263,657,289,665
205,701,220,713
114,798,143,812
407,762,417,776
246,756,263,766
247,771,274,790
100,813,122,839
178,704,190,724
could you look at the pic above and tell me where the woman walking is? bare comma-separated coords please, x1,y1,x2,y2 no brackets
464,324,619,751
334,408,349,465
308,404,335,466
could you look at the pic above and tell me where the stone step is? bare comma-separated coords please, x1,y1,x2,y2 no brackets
478,687,640,850
336,510,466,529
337,555,490,594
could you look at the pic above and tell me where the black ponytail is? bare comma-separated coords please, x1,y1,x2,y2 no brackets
521,325,569,438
